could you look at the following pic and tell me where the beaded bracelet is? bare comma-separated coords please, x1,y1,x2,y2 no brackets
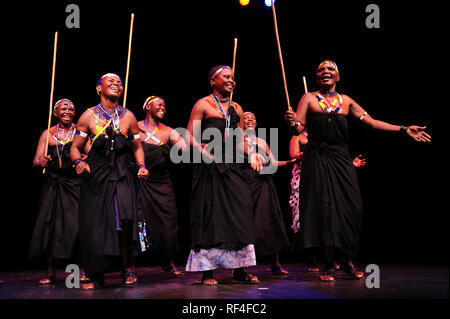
137,163,146,169
73,158,83,166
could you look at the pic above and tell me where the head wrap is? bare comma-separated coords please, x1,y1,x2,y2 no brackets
142,96,165,111
317,60,339,75
54,99,74,111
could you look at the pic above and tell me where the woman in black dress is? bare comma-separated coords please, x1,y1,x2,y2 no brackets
30,99,85,284
70,73,149,289
289,130,366,273
137,96,188,276
285,60,431,281
242,111,292,275
184,65,263,285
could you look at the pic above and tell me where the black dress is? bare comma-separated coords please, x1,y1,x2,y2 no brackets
28,143,80,259
189,116,254,251
137,143,179,260
241,149,290,257
78,126,140,277
185,104,256,271
297,112,364,257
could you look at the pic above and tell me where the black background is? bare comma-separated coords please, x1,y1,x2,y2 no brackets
0,0,442,271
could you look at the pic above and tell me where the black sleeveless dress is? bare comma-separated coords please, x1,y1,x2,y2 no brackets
241,147,290,258
78,126,140,277
137,143,179,260
28,143,80,259
185,109,256,271
297,112,364,257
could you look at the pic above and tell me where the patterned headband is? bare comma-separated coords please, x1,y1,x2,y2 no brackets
318,61,339,74
143,96,165,111
54,99,74,111
96,73,122,86
210,66,231,81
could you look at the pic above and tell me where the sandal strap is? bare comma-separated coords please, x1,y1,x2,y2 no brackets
122,271,137,278
232,269,259,283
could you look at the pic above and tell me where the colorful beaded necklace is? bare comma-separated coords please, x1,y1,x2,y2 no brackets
142,120,164,145
95,104,126,132
315,91,343,113
52,123,75,168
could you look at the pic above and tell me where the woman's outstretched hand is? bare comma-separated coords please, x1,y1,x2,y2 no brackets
407,126,431,143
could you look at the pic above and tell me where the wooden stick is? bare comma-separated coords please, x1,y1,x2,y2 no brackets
123,13,135,108
230,38,238,102
302,76,308,93
43,31,58,174
271,0,291,111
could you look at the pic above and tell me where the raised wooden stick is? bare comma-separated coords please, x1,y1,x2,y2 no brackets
123,13,135,108
302,76,308,93
271,0,291,111
230,38,238,102
43,31,58,174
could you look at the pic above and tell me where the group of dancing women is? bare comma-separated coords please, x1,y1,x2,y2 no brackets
31,60,431,289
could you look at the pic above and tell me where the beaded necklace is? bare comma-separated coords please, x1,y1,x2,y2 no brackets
245,135,258,153
52,123,75,168
96,104,123,131
142,120,164,145
315,91,343,113
211,94,231,135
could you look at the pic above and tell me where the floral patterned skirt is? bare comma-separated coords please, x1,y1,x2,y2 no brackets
289,162,302,233
185,244,256,272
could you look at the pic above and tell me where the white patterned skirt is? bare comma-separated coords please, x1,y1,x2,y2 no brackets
185,244,256,272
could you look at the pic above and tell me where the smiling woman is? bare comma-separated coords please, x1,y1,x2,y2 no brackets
29,98,82,285
284,59,431,282
184,65,261,285
136,95,188,275
69,73,149,289
96,73,123,97
208,65,236,95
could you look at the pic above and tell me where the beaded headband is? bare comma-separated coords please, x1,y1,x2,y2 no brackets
318,61,339,75
54,99,74,111
142,96,165,111
210,66,231,81
96,73,122,86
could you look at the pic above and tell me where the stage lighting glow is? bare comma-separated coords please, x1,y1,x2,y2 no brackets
265,0,275,7
239,0,250,6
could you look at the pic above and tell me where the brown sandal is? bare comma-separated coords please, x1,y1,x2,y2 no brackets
38,275,55,285
122,271,138,285
201,271,218,286
163,265,182,276
271,265,289,275
319,269,336,282
81,280,104,290
340,263,364,280
232,269,260,284
81,276,104,290
201,278,218,286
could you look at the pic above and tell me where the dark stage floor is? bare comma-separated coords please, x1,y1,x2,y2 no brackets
0,263,447,300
